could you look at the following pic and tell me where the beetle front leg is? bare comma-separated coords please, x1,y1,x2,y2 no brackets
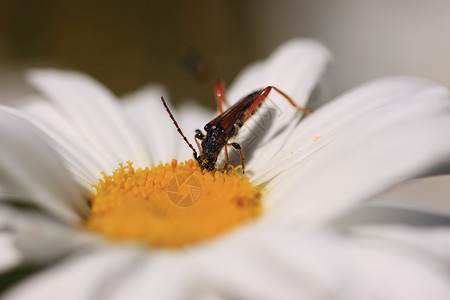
223,145,230,170
228,142,245,174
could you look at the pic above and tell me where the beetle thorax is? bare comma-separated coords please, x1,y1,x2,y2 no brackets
201,125,226,156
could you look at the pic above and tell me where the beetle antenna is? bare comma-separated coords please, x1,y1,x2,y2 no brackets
160,96,199,159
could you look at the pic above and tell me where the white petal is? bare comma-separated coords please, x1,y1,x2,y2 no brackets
2,246,147,300
260,78,450,227
26,69,150,171
0,206,93,265
107,252,200,300
227,39,331,108
192,226,450,300
335,201,450,229
349,224,450,262
0,232,21,273
122,84,181,164
0,108,87,223
18,98,107,186
4,224,449,300
191,228,328,299
255,77,442,182
338,235,450,300
367,175,450,216
226,39,331,171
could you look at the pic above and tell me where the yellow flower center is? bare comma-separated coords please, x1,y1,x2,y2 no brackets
85,159,261,248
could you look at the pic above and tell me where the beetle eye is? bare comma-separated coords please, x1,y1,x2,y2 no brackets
204,124,211,131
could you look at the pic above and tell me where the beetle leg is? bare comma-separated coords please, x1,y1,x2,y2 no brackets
223,144,229,170
270,86,312,114
243,86,312,122
228,142,245,174
214,79,230,113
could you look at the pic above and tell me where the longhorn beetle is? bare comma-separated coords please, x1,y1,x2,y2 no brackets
161,79,311,173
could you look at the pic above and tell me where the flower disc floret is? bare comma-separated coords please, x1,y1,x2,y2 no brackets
85,160,261,248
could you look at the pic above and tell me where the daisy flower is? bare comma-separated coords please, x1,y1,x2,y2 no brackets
1,39,450,299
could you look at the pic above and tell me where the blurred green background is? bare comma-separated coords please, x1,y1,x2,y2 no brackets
1,0,449,106
0,0,263,105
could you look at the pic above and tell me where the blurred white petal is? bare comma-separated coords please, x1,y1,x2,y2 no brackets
106,252,200,300
228,39,331,107
0,232,21,273
335,201,450,228
0,108,87,223
27,69,150,170
192,226,450,300
368,175,450,216
349,224,450,262
122,84,185,164
2,246,147,300
0,206,93,265
18,98,105,186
